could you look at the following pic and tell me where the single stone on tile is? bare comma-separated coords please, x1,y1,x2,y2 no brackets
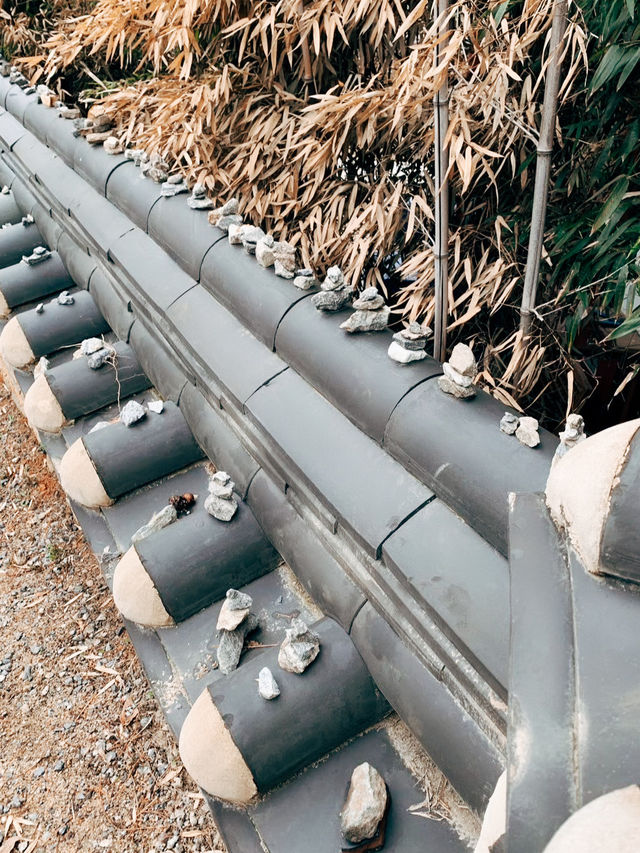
293,269,318,290
278,619,320,674
322,266,346,291
554,413,586,463
1,185,10,195
35,303,44,315
21,214,35,227
80,337,104,356
500,412,519,435
87,348,113,370
311,288,351,312
187,182,214,210
340,306,390,334
258,667,280,700
59,106,81,120
227,222,246,245
147,400,164,414
217,613,258,674
352,287,385,311
131,504,177,544
217,589,253,631
120,400,146,427
57,291,74,306
515,415,540,448
340,763,388,844
256,235,276,268
437,374,476,399
103,136,123,155
448,343,478,379
388,340,427,364
33,357,50,379
241,226,266,254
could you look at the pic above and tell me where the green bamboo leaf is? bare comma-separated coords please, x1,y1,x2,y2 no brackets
607,311,640,339
591,44,627,92
617,44,640,88
591,177,630,232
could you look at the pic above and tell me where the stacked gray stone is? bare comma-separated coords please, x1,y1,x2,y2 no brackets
292,268,318,290
388,322,432,363
437,344,478,399
208,198,242,232
340,287,390,333
187,183,214,210
204,471,238,522
311,266,352,312
161,174,189,197
553,413,586,463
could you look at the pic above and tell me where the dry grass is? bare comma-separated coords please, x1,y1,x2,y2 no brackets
7,0,632,425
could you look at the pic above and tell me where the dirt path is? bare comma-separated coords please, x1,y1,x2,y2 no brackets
0,379,225,853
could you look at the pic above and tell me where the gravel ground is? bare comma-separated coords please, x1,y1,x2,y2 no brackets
0,379,226,853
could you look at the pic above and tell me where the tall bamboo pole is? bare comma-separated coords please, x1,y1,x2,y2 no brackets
299,0,313,88
519,0,568,335
433,0,450,363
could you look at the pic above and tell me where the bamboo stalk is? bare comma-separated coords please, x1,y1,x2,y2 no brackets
433,0,450,363
519,0,568,336
298,0,313,87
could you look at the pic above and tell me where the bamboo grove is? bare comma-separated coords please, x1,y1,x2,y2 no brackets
1,0,639,428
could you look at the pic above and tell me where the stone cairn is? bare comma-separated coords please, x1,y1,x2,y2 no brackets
204,471,238,522
340,286,390,334
292,268,318,290
499,411,541,448
187,183,214,210
438,343,478,399
140,153,169,183
553,413,586,464
216,589,257,675
255,234,297,279
208,198,242,232
161,174,189,197
311,266,352,312
388,322,432,364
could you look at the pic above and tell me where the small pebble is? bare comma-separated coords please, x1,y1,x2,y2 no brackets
258,667,280,700
57,291,74,306
120,400,146,427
